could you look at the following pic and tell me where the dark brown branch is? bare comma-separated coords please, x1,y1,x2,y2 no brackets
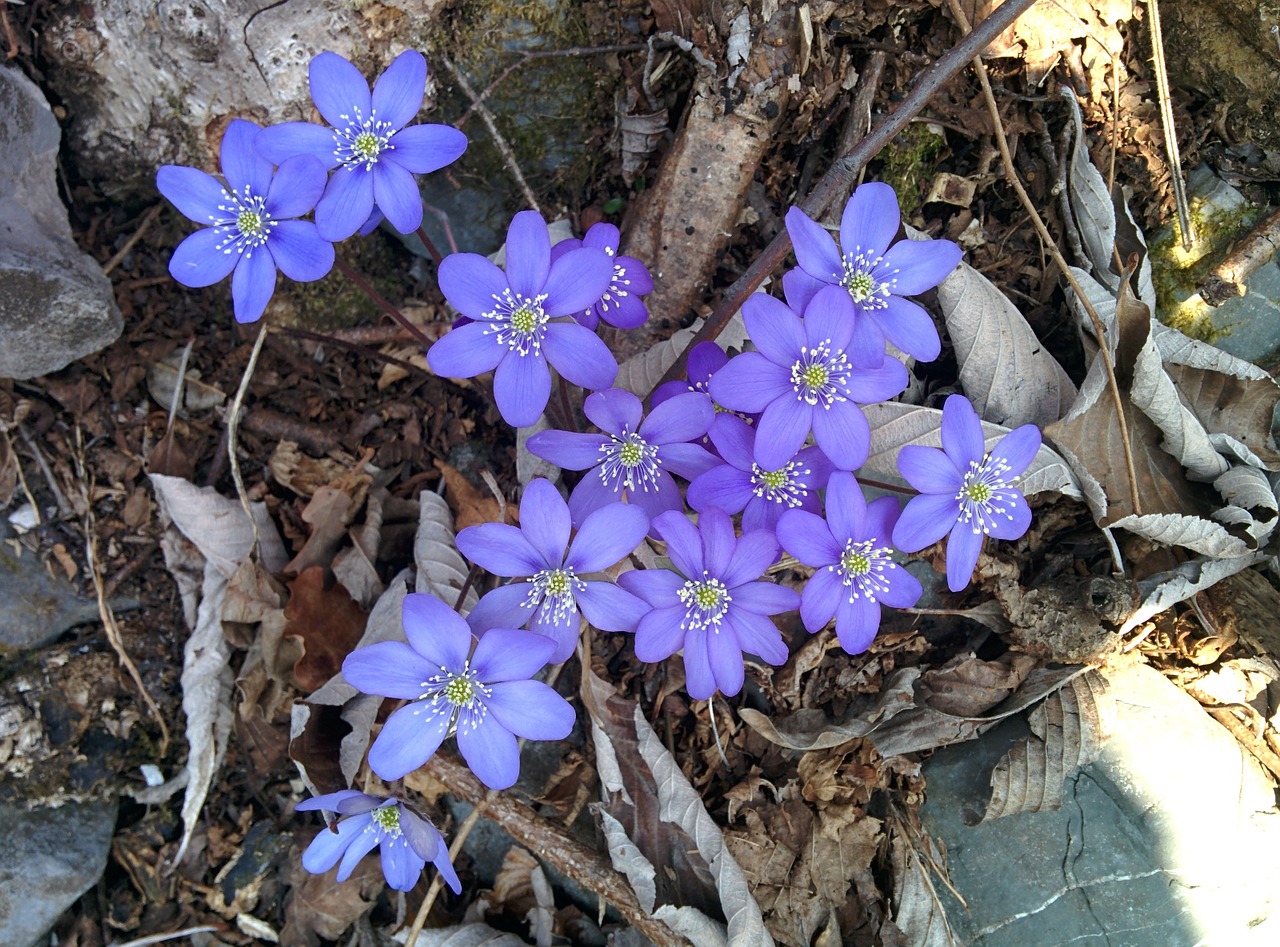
1198,207,1280,306
644,0,1042,399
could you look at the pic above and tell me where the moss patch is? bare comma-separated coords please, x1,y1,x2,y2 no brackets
876,123,946,217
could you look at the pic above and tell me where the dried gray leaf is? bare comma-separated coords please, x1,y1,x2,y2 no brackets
887,827,957,947
635,700,772,946
614,319,703,396
935,261,1076,427
391,923,527,946
517,415,561,487
1121,550,1271,633
415,490,478,614
1064,90,1116,288
979,671,1114,823
598,808,658,914
862,402,1082,499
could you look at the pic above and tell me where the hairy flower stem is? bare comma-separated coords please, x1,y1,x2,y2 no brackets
557,374,580,434
333,257,433,350
645,0,1040,399
414,226,444,266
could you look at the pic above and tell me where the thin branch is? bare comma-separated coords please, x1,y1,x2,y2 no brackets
944,0,1143,516
1147,0,1194,249
439,54,541,213
333,258,433,349
227,324,269,552
644,0,1042,398
103,204,162,275
280,325,433,378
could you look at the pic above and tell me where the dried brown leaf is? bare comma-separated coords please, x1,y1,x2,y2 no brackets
885,823,957,947
919,653,1037,718
282,834,383,946
283,567,368,692
435,460,512,531
977,670,1114,823
285,485,362,575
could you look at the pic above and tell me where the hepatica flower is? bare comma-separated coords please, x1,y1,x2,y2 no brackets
343,592,575,790
257,50,468,241
550,222,653,330
892,394,1040,592
708,286,908,471
784,182,962,365
156,119,333,323
458,478,651,662
527,388,718,525
427,210,617,427
687,413,831,533
618,509,799,700
777,472,922,653
297,791,459,893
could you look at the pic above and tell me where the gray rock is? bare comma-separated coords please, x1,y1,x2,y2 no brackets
0,527,102,652
0,798,116,947
920,661,1280,945
0,65,121,380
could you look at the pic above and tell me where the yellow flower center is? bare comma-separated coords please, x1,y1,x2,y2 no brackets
353,131,381,160
510,305,538,334
444,676,475,705
371,805,401,833
841,550,871,575
801,364,829,390
237,210,263,236
845,271,876,302
964,481,993,503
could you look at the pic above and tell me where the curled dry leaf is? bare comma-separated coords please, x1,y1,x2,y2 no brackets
282,566,369,692
517,414,562,487
884,821,957,947
282,835,385,947
585,669,772,946
977,670,1115,824
935,260,1076,428
615,320,703,397
415,489,479,613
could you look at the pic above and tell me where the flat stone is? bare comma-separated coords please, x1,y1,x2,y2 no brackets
0,65,121,380
0,525,104,652
920,661,1280,945
0,798,116,947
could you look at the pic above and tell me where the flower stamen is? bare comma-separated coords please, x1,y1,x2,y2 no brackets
955,455,1019,535
790,340,850,409
840,248,896,310
678,572,732,631
524,567,586,626
831,537,894,603
750,460,809,509
598,429,661,494
482,289,550,357
334,107,395,171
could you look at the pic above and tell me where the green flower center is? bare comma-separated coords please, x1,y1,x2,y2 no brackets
841,549,871,575
353,131,381,160
845,271,876,302
444,676,475,705
510,305,538,334
759,469,788,490
545,569,570,595
695,584,722,609
371,805,401,834
801,364,829,390
619,441,644,467
678,573,732,630
237,210,263,236
964,481,993,504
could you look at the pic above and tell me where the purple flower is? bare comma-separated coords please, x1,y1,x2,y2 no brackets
550,223,654,329
783,182,962,365
707,287,909,471
156,119,333,324
617,509,799,700
892,395,1040,592
776,473,922,653
457,478,652,662
342,592,575,789
427,211,617,427
296,791,460,893
687,413,832,533
652,341,727,412
257,50,468,241
526,388,719,525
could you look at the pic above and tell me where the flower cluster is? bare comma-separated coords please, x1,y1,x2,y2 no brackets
156,49,1044,901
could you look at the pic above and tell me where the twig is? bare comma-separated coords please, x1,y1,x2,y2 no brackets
438,54,541,214
1197,206,1280,306
1148,0,1194,250
946,0,1143,518
109,926,225,947
103,204,162,275
644,0,1041,398
227,325,269,553
833,50,887,202
413,226,444,266
166,337,195,429
280,325,433,378
333,258,433,349
18,424,72,517
72,428,170,755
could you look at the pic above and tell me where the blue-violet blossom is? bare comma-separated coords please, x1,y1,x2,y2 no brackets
342,592,575,789
526,387,719,525
776,472,922,653
784,182,962,365
550,222,654,329
427,210,617,427
458,478,651,662
892,394,1040,591
708,286,909,471
617,509,800,700
156,119,333,324
297,790,460,893
257,50,468,241
686,413,832,533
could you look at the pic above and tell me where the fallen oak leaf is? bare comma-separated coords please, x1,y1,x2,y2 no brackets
283,566,368,691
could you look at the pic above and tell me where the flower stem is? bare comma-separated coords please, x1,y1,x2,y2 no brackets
556,374,580,434
414,226,444,267
333,257,432,350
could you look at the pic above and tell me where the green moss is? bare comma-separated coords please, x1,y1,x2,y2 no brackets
273,231,410,331
876,123,946,217
1148,198,1259,344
